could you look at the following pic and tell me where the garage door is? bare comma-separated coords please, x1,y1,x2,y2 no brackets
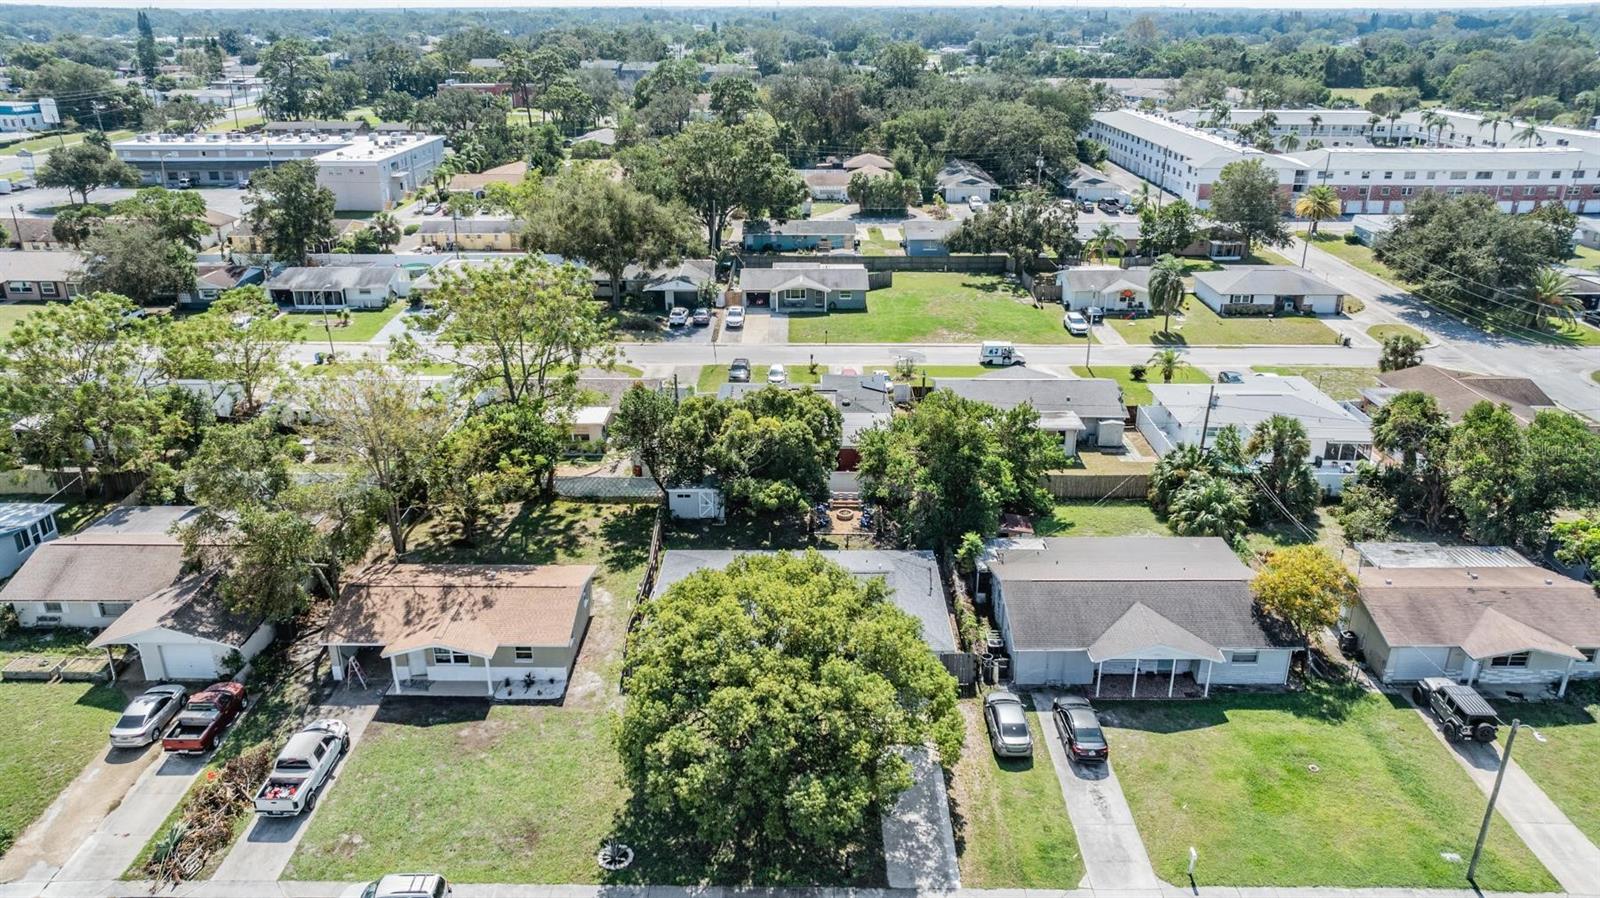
160,644,217,680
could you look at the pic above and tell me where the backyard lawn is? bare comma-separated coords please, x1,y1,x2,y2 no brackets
787,273,1078,344
288,303,407,343
1036,501,1166,538
1105,299,1341,346
809,201,847,217
1072,364,1208,405
861,226,899,256
949,704,1083,888
1252,366,1381,401
1494,688,1600,847
1101,684,1557,891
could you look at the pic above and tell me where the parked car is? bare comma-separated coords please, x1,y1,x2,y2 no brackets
1097,198,1122,214
254,719,350,817
1064,310,1090,336
725,305,746,328
1413,677,1500,743
421,202,441,216
109,684,188,748
968,196,988,212
667,306,690,327
728,358,751,383
983,691,1034,758
357,874,452,898
1077,199,1095,212
767,363,788,385
691,307,712,326
161,681,247,754
1217,370,1246,384
175,177,193,190
1052,695,1109,763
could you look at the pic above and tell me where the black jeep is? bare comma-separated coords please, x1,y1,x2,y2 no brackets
1413,677,1500,743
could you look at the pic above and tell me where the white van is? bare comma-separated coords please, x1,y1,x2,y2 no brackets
979,341,1025,366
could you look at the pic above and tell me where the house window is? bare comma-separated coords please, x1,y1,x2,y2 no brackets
431,647,470,665
1230,651,1259,665
1489,652,1530,668
1324,442,1371,462
514,646,535,662
1450,171,1467,180
40,282,58,297
1403,171,1417,179
1475,171,1492,180
13,531,30,552
7,282,34,295
40,515,55,535
97,602,132,618
43,601,63,614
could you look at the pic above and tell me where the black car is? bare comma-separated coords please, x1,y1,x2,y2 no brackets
1052,696,1109,763
1097,198,1122,214
728,358,751,383
1413,677,1500,743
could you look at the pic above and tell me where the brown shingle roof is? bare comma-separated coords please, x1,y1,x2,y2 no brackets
0,535,188,604
448,161,529,193
1357,566,1600,659
322,563,596,657
1376,365,1557,424
90,574,264,649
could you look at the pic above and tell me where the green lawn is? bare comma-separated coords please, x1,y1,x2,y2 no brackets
949,705,1083,887
1495,688,1600,847
0,303,40,331
788,273,1080,344
1368,323,1425,343
861,226,898,256
1101,684,1557,891
1568,245,1600,269
1299,232,1410,285
1252,366,1381,401
1106,298,1341,346
1072,364,1208,405
288,303,407,343
1546,318,1600,346
809,202,847,217
697,363,820,395
1036,501,1166,537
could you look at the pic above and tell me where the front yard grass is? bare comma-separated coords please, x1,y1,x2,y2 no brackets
808,201,847,217
1299,232,1411,286
0,302,40,331
1036,501,1166,537
1072,364,1208,405
289,303,406,343
1493,686,1600,847
1101,683,1557,891
1252,365,1382,401
0,677,126,852
1368,323,1425,343
1106,298,1341,346
787,273,1079,344
949,703,1083,887
697,363,820,395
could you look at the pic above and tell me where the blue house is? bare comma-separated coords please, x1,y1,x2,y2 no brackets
901,220,962,256
0,501,63,580
742,220,857,253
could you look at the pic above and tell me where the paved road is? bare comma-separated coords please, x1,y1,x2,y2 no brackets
1032,692,1161,892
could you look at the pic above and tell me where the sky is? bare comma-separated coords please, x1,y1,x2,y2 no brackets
0,0,1593,9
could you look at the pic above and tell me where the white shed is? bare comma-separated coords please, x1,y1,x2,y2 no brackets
668,488,724,521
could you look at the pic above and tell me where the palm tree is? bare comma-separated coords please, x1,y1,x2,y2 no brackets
1085,223,1125,263
1167,475,1251,542
1385,109,1402,145
1148,347,1189,383
1420,110,1446,147
1528,266,1581,329
1366,114,1382,140
1516,120,1543,147
1308,113,1322,137
1278,132,1300,153
1305,138,1325,150
1479,112,1507,147
370,211,402,251
1295,184,1340,237
1209,100,1231,132
1148,254,1187,334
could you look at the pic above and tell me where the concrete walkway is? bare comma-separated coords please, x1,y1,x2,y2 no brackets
0,741,164,883
1030,692,1161,892
47,749,209,883
1417,708,1600,895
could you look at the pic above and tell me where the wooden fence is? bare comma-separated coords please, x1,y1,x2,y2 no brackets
1042,471,1152,500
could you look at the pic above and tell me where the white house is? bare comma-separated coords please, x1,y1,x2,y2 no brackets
1059,266,1152,313
935,375,1127,456
265,266,410,310
322,563,596,700
936,159,998,203
0,506,200,628
89,575,275,681
1346,561,1600,695
1138,375,1372,494
984,536,1295,692
567,406,614,446
0,501,63,580
1192,266,1346,316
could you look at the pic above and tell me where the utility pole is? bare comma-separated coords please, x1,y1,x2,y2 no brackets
1468,719,1519,884
1196,383,1216,451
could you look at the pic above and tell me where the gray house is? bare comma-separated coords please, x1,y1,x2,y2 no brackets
901,220,962,256
935,375,1126,455
936,159,998,204
0,501,62,580
1060,266,1153,313
1192,266,1345,316
742,220,857,252
265,266,410,310
985,536,1295,692
739,263,871,314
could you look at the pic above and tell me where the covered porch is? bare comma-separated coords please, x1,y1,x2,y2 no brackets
1087,603,1227,698
327,641,568,702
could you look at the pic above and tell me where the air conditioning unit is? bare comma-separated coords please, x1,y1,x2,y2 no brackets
35,614,62,625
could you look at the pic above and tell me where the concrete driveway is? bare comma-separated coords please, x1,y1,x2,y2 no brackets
209,696,380,882
50,749,210,882
0,741,162,884
1031,691,1161,891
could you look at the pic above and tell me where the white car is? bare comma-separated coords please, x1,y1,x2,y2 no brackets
356,874,451,898
1064,310,1090,336
725,305,746,328
667,306,690,327
253,719,351,817
767,363,788,384
109,684,188,748
968,197,987,211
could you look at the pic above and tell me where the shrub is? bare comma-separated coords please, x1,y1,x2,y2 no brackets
1343,232,1361,245
1335,480,1397,543
1343,297,1365,314
1129,363,1148,382
402,223,420,236
0,604,18,638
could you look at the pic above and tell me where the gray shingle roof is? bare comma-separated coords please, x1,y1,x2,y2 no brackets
937,159,997,188
1062,267,1151,294
1357,567,1600,657
901,220,962,242
935,377,1126,422
744,219,856,237
1193,266,1344,296
90,574,265,649
0,502,62,534
266,266,400,291
741,264,869,292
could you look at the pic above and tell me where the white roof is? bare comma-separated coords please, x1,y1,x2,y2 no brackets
572,406,613,426
1295,145,1587,172
1171,108,1381,129
1150,375,1371,442
1093,109,1310,172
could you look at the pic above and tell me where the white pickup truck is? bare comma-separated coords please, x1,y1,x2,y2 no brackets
253,719,350,817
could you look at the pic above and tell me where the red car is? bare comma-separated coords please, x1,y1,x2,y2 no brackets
161,681,247,754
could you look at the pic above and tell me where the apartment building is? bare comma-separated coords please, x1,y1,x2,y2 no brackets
1168,107,1412,147
1088,109,1309,209
1296,145,1600,215
0,98,59,133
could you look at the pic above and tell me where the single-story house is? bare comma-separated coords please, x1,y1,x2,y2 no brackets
0,501,63,580
936,159,998,204
802,168,889,202
228,219,366,256
984,536,1295,692
566,405,614,445
1361,365,1559,426
322,563,597,699
843,152,895,172
1346,563,1600,695
416,217,522,252
577,376,690,409
739,263,870,314
1138,375,1372,493
717,373,894,470
1561,268,1600,322
90,575,274,681
901,220,962,256
1066,168,1129,203
1,505,200,628
742,220,857,253
8,217,69,251
652,549,958,659
631,259,717,312
178,263,268,308
1073,218,1142,257
0,250,83,301
936,374,1126,455
447,161,528,195
1060,266,1152,313
1191,266,1346,316
266,265,410,310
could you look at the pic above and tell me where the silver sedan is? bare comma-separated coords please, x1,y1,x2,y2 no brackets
109,684,188,748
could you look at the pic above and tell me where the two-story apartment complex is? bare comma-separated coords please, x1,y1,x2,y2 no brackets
1088,109,1310,209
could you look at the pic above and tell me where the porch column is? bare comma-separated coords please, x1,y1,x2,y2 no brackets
388,653,400,691
105,646,117,684
485,657,494,698
1130,659,1139,698
1095,661,1103,698
1203,660,1213,698
329,645,344,682
1169,662,1177,698
1559,658,1575,698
